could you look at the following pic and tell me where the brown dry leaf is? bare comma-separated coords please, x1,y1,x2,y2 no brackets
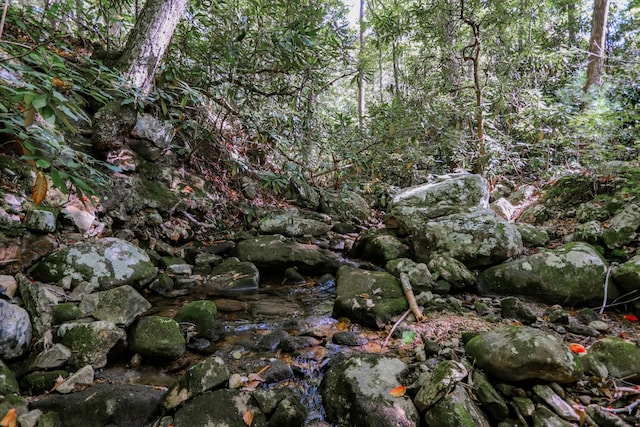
23,105,36,127
247,373,264,382
242,409,253,426
32,170,48,205
0,408,17,427
242,380,261,392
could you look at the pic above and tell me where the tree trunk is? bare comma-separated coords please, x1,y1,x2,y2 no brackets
357,0,366,131
118,0,187,95
584,0,610,92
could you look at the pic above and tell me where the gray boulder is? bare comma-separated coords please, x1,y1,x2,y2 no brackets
587,337,640,382
163,356,229,409
30,237,157,290
57,320,126,369
351,229,410,265
612,254,640,294
128,315,185,359
202,257,260,294
0,300,32,359
423,384,491,427
515,223,550,247
414,360,468,412
427,256,476,290
413,209,523,268
231,235,343,274
320,189,370,224
79,285,151,327
385,258,434,292
258,210,331,236
173,300,220,340
31,383,163,427
320,354,418,427
333,266,408,329
602,203,640,249
477,242,615,306
465,325,583,383
386,173,489,234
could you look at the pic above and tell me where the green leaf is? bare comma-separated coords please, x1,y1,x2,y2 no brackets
41,106,56,124
401,330,417,345
35,159,51,169
32,94,49,109
50,168,68,193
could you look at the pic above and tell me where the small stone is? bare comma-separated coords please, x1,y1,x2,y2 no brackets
55,365,95,394
25,209,57,233
588,320,609,332
0,275,18,299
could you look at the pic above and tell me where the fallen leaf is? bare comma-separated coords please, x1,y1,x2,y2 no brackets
389,385,406,397
569,343,586,354
243,409,253,426
0,408,17,427
623,314,638,322
32,170,48,205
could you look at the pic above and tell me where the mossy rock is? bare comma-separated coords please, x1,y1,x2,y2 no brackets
128,315,185,359
173,300,220,340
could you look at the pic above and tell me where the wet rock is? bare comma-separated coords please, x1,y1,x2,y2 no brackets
24,208,56,233
30,237,157,290
515,223,550,247
321,354,418,427
283,266,306,284
0,358,19,394
261,360,294,383
31,383,164,427
57,320,126,369
332,266,408,329
79,285,151,327
385,258,433,292
587,337,640,382
332,331,368,346
477,242,615,306
231,235,343,274
414,360,467,412
413,209,523,269
280,335,320,352
612,254,640,294
386,173,490,234
173,389,267,427
602,203,640,249
128,316,185,359
465,325,583,383
55,365,94,394
0,299,32,359
320,189,370,224
500,297,538,325
202,257,260,294
163,356,229,410
427,256,476,289
351,229,410,265
423,384,491,427
258,210,331,237
173,300,220,340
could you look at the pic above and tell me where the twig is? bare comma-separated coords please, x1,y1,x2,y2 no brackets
601,399,640,414
383,309,411,349
0,0,9,40
599,265,613,315
400,272,424,321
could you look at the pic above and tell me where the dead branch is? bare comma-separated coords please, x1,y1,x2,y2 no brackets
400,272,424,321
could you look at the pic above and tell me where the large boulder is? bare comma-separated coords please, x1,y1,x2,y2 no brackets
320,189,370,224
477,242,616,306
79,285,151,327
320,354,418,427
31,383,163,427
413,209,523,268
465,325,583,384
128,316,185,359
57,321,126,369
333,266,408,329
173,389,267,427
386,173,490,234
587,338,640,382
202,257,260,295
231,235,343,274
258,210,331,237
602,203,640,249
612,254,640,294
350,229,410,265
163,356,229,410
30,237,157,290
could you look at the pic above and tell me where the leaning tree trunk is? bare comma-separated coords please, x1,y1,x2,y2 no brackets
584,0,610,92
118,0,187,95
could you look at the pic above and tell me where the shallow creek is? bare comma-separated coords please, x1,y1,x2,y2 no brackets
97,272,392,425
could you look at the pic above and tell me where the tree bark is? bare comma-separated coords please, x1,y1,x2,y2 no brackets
118,0,187,95
357,0,366,131
584,0,610,92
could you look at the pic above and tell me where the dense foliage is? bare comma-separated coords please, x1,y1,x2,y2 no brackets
0,0,638,200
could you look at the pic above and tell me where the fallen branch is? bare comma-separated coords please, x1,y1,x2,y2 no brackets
400,272,424,321
601,398,640,414
599,264,614,315
383,309,411,349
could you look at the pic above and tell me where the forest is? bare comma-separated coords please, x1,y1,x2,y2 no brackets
0,0,638,207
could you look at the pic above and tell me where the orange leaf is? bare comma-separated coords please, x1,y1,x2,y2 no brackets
0,408,17,427
242,409,253,426
32,170,48,205
623,314,638,322
569,343,586,354
389,385,406,397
